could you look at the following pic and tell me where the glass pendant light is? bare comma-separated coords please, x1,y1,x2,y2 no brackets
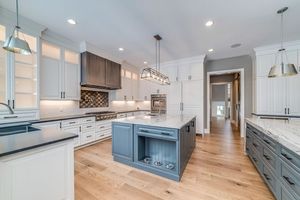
141,35,170,85
268,7,297,78
3,0,32,55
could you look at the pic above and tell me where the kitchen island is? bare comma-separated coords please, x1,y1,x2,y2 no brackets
112,115,196,181
0,124,77,200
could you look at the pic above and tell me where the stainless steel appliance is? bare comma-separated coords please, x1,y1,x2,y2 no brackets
151,94,166,114
86,111,117,121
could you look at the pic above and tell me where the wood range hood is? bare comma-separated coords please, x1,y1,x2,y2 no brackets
80,51,121,90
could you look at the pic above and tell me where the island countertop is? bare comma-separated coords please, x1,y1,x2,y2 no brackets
246,118,300,155
0,128,77,158
112,114,196,129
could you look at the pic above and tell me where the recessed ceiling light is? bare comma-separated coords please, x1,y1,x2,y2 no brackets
208,48,214,52
118,47,124,51
143,61,148,64
67,19,77,25
205,20,214,27
231,43,242,48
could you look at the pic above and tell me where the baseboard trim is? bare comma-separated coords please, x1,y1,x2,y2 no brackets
204,129,210,134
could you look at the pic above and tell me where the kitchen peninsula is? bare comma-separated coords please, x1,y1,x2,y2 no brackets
112,115,196,181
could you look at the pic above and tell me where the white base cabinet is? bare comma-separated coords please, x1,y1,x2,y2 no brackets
0,141,74,200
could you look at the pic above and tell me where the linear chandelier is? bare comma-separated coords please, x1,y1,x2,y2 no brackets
141,35,170,85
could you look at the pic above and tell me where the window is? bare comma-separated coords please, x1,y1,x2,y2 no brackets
217,105,225,116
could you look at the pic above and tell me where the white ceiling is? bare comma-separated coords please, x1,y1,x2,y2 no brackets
0,0,300,67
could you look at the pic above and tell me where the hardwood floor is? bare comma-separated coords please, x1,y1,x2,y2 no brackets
75,118,275,200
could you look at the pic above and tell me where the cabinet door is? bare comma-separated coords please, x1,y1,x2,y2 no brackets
286,75,300,115
62,126,81,147
112,123,133,161
256,77,272,114
131,72,139,100
139,79,151,101
182,80,203,107
123,77,132,100
13,33,38,110
41,42,61,99
166,82,182,115
256,54,276,77
106,60,121,89
270,77,286,115
64,50,80,100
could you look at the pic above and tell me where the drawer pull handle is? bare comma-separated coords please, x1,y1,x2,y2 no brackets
100,126,105,128
141,130,149,133
69,122,76,124
253,131,259,135
283,176,295,185
263,139,270,144
86,126,92,128
246,135,250,139
252,157,257,162
253,143,258,148
246,147,249,151
263,173,270,180
3,116,18,119
161,132,170,136
281,153,292,160
263,154,271,160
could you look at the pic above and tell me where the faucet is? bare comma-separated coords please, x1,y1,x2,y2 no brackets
0,102,14,114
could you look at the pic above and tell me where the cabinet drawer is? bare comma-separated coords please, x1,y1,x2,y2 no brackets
262,134,277,153
262,146,278,172
251,127,262,138
262,164,277,194
280,146,300,171
136,126,178,140
61,119,80,127
96,123,111,131
249,149,262,171
81,131,95,144
280,162,300,197
80,117,95,124
280,185,298,200
252,136,262,153
81,123,95,131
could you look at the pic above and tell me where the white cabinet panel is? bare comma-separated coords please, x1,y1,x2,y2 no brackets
256,54,275,77
178,62,203,81
270,77,286,115
62,126,81,147
286,75,300,115
32,121,61,132
166,81,182,108
182,80,203,107
40,57,61,99
256,77,271,114
64,62,80,100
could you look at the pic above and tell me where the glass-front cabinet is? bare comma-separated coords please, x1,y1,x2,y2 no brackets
0,24,39,121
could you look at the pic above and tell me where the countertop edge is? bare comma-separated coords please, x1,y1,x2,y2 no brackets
0,134,78,158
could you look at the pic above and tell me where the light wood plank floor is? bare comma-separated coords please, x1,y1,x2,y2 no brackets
75,118,275,200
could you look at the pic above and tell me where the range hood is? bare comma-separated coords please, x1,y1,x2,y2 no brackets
80,51,121,90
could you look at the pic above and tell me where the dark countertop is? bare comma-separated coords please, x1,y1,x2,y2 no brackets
0,128,78,158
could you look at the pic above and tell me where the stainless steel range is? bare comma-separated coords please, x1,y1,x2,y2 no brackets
86,111,117,121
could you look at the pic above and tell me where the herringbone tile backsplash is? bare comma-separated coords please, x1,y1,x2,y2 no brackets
80,90,109,108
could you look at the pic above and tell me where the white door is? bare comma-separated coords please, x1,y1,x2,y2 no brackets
40,42,61,99
286,75,300,115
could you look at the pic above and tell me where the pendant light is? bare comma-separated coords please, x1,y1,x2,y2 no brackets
268,7,297,78
141,35,170,85
3,0,32,55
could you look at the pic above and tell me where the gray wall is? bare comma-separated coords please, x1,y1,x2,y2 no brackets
204,55,253,129
210,74,234,83
211,85,226,101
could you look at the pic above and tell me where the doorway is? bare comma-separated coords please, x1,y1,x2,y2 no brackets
207,69,244,137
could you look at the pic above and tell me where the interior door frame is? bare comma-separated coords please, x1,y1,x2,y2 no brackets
206,68,245,137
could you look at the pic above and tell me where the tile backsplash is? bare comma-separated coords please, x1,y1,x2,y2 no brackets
80,90,109,108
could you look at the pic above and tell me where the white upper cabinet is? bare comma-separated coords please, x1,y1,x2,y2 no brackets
0,25,39,114
178,62,203,81
254,42,300,116
40,41,80,100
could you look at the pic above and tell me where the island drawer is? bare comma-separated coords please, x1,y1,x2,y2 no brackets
262,134,277,153
262,164,277,195
251,136,262,153
280,184,298,200
262,146,278,172
280,161,300,197
136,126,178,140
280,146,300,171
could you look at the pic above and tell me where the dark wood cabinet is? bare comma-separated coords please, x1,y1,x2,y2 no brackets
81,51,121,89
106,60,121,89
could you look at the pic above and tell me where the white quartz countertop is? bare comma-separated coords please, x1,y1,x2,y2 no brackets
246,118,300,155
113,114,196,129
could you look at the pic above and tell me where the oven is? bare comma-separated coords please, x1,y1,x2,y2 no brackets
151,94,166,114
